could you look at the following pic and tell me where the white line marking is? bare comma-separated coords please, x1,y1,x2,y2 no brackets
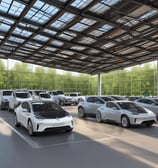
0,118,114,149
0,118,40,148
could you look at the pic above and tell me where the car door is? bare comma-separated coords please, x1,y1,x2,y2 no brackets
104,102,121,122
86,97,104,114
20,102,31,128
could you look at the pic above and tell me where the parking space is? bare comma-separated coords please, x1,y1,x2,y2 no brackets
0,106,158,168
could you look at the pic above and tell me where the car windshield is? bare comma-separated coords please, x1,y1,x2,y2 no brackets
50,92,58,95
32,102,66,118
34,91,42,96
3,91,12,96
40,93,51,98
101,97,114,101
117,102,147,113
56,91,64,95
16,93,30,98
153,99,158,103
111,96,125,100
70,93,81,96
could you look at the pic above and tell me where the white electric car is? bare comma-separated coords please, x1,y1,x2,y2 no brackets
14,100,73,136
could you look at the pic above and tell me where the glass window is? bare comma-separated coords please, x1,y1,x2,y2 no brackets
25,0,59,24
9,1,25,17
33,35,49,42
13,28,32,38
32,102,66,118
22,102,31,112
3,91,13,96
106,102,118,108
15,92,31,98
89,0,121,14
94,97,104,104
87,97,94,103
71,0,93,9
51,12,75,29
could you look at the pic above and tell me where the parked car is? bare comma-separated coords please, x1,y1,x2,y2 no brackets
14,100,73,135
109,95,126,101
0,90,13,110
134,98,158,120
96,101,157,127
8,91,32,111
55,90,74,106
127,96,142,101
48,91,60,104
39,92,52,101
78,96,114,118
69,92,84,104
29,90,44,100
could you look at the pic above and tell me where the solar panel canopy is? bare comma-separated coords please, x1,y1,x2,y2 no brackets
0,0,158,74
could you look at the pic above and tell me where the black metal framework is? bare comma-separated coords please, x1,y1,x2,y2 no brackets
0,0,158,74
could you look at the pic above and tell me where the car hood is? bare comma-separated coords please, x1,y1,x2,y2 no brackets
2,95,11,100
34,110,68,119
16,97,32,101
121,109,155,117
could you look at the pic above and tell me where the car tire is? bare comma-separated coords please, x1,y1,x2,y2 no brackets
60,101,64,106
121,115,130,128
27,120,35,136
78,107,86,118
14,114,20,127
145,123,153,127
96,112,103,123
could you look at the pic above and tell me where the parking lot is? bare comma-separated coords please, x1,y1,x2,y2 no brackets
0,105,158,168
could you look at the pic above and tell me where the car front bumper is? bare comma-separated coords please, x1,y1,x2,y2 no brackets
33,116,73,132
129,116,157,125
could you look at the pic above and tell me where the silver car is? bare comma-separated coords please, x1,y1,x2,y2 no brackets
78,96,114,118
134,98,158,120
96,101,157,128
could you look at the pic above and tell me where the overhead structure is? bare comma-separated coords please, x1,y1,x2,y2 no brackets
0,0,158,74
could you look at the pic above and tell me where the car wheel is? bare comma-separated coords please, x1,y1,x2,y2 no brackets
78,107,86,118
96,112,102,123
121,115,130,128
27,120,35,136
146,123,153,127
14,114,20,127
60,101,64,106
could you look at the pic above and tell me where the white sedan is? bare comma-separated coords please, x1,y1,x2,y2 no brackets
14,100,73,136
96,101,157,128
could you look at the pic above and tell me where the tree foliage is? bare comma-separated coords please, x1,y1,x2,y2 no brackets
0,60,157,96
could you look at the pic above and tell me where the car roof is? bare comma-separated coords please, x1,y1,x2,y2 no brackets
106,100,132,103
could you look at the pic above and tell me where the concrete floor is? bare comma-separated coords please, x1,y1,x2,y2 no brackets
0,106,158,168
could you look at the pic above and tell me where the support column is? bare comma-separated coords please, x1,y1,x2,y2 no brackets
157,60,158,97
98,73,102,96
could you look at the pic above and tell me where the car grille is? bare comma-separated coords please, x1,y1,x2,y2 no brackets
142,120,155,125
44,126,71,132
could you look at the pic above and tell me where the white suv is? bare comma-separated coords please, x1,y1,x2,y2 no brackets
69,92,84,104
0,90,13,110
8,91,32,111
